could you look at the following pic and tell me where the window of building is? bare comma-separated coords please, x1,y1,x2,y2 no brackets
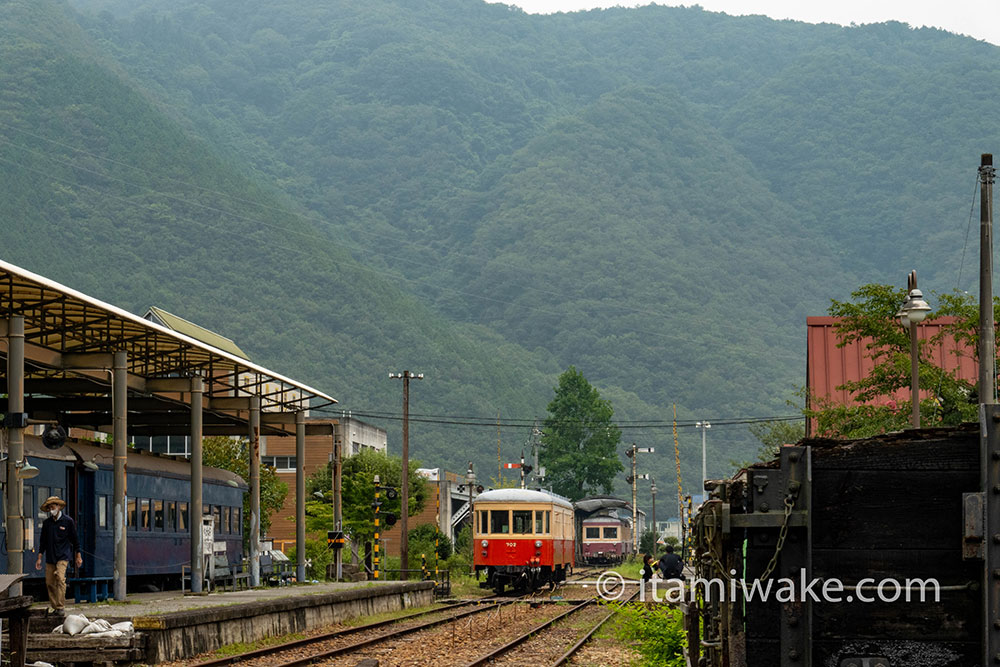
585,527,600,539
98,496,108,529
261,456,296,471
603,527,618,540
35,487,49,519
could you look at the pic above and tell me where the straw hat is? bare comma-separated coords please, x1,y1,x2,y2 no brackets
40,496,66,511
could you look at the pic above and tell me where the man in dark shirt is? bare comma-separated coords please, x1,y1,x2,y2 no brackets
34,496,82,613
658,544,684,580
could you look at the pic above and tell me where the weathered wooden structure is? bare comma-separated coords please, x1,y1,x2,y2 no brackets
687,420,987,666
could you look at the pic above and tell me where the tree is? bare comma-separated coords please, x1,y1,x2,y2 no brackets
807,284,987,438
304,449,427,547
540,366,623,500
202,436,288,546
639,529,659,555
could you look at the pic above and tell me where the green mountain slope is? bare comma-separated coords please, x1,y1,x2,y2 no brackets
9,0,1000,514
0,0,580,488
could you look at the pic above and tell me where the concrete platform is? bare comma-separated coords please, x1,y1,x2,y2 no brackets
25,580,435,664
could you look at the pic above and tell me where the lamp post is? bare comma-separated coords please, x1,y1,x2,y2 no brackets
696,421,711,493
897,271,931,429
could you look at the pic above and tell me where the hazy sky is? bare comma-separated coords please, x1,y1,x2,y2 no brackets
505,1,1000,46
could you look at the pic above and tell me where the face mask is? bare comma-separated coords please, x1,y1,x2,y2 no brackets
49,510,59,518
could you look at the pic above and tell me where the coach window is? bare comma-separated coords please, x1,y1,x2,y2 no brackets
127,498,136,529
490,509,510,534
234,507,241,534
154,500,164,530
512,510,532,534
140,499,151,530
603,527,617,539
179,502,188,531
98,496,107,529
167,501,176,532
213,505,222,533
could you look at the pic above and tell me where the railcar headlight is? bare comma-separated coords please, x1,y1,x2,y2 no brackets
481,540,488,548
535,540,542,548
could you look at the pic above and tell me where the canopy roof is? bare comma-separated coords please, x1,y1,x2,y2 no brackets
0,259,336,437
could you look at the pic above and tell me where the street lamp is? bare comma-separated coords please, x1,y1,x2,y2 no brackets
897,271,931,429
696,421,711,493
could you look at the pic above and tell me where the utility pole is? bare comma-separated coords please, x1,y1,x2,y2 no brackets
389,371,423,574
981,153,996,405
625,443,654,554
697,421,711,494
650,477,657,545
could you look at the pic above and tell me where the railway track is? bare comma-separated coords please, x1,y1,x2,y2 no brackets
190,585,639,667
188,599,505,667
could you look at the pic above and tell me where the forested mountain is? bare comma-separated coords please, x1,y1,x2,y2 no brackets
3,0,999,513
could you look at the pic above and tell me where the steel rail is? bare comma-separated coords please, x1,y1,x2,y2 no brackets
550,589,641,666
189,599,489,667
268,600,517,667
460,599,594,667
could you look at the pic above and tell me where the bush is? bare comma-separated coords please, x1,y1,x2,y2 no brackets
613,602,686,666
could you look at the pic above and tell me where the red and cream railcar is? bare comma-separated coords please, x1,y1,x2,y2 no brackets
580,515,631,564
473,488,575,593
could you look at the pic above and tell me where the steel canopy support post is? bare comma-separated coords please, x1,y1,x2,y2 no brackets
296,410,306,583
5,317,24,596
112,350,127,601
249,395,261,587
333,421,343,581
190,377,204,594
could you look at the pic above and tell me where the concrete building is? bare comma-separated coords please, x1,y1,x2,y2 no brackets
266,417,387,548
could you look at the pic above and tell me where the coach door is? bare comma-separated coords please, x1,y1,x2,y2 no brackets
72,463,96,577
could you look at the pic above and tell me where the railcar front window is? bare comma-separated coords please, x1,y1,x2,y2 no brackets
603,527,617,539
585,527,600,539
490,509,510,534
512,510,532,534
535,511,544,534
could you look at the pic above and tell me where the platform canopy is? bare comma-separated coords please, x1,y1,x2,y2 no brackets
0,258,336,437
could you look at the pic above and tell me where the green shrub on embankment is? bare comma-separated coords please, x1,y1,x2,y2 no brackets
612,603,686,667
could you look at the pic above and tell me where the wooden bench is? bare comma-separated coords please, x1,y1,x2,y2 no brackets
68,577,112,603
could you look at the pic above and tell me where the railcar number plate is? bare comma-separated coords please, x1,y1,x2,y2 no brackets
506,542,517,547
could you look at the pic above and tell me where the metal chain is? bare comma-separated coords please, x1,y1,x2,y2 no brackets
756,494,795,582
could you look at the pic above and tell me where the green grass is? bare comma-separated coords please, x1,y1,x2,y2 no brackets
610,603,686,667
211,632,306,657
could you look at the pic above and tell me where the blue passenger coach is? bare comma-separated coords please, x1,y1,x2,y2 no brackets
3,433,246,593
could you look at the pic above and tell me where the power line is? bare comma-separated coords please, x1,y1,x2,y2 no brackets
313,405,802,430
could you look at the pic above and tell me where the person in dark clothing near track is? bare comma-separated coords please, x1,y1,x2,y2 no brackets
658,544,684,580
641,553,655,582
34,496,82,613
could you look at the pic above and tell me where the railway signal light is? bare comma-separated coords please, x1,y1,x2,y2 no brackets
384,513,397,526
